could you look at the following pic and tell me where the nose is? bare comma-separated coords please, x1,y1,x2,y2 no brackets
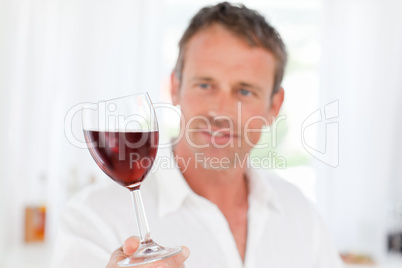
208,89,237,119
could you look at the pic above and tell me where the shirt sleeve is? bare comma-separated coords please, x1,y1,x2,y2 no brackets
50,190,121,268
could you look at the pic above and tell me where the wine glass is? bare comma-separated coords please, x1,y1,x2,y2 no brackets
82,93,182,266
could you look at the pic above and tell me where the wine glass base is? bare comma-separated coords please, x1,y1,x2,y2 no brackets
117,240,183,267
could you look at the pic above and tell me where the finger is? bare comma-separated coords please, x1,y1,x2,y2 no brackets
107,237,141,268
122,236,141,255
107,246,127,268
145,246,190,268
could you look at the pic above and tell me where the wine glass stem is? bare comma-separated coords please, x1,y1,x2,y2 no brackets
130,189,152,243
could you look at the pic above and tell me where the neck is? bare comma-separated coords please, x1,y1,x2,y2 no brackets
173,142,250,262
173,144,249,209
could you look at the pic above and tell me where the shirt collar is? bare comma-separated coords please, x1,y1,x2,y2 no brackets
154,148,283,218
246,167,283,213
155,148,193,218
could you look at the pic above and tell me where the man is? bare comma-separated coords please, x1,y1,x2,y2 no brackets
53,2,343,268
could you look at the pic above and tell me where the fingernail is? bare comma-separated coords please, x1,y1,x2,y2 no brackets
182,246,190,259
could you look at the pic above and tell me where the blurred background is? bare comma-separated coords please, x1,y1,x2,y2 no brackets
1,0,402,267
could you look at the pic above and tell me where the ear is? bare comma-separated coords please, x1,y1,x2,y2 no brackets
170,71,181,106
266,87,285,125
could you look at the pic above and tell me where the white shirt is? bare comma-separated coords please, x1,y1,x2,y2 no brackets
52,148,343,268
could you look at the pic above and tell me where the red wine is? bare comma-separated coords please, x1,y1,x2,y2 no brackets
84,130,159,190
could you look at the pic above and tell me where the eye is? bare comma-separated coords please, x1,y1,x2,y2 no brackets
198,83,210,89
239,88,251,96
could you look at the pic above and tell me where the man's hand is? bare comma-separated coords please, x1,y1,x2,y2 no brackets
107,236,190,268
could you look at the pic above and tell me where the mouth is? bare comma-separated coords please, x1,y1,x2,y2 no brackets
202,129,235,137
198,128,239,144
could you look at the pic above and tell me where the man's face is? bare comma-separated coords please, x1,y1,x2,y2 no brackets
171,24,284,167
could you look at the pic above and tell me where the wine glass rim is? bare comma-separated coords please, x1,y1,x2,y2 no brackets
81,92,158,132
99,92,151,103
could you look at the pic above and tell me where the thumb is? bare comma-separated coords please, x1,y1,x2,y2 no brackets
122,236,141,255
107,237,140,268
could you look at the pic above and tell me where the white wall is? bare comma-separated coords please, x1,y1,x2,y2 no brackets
0,0,164,249
0,6,9,256
317,0,402,261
